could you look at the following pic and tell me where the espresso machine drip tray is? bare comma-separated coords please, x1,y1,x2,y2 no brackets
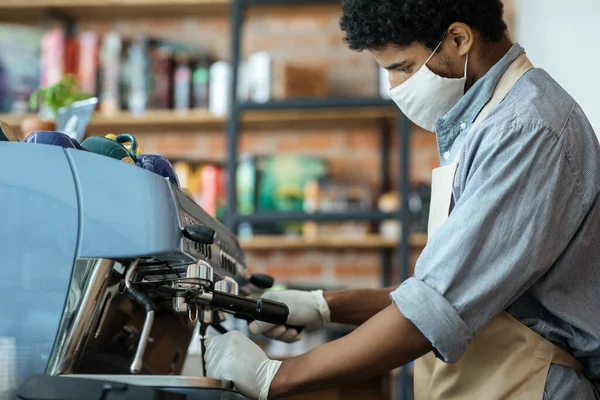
61,375,246,400
62,374,233,390
17,375,247,400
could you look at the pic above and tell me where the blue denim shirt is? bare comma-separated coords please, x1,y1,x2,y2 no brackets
391,43,600,399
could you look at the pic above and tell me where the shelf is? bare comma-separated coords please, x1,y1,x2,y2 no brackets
235,211,400,224
238,98,397,128
0,0,230,22
240,234,428,250
242,106,396,129
0,110,225,134
89,110,225,131
1,104,397,134
240,0,344,15
241,0,337,5
0,0,347,21
238,98,396,111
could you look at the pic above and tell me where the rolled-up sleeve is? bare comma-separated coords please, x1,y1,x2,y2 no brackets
391,278,471,362
392,120,587,363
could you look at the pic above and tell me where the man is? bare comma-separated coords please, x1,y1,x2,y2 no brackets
205,0,600,399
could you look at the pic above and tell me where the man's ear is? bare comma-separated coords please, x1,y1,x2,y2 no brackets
446,22,474,57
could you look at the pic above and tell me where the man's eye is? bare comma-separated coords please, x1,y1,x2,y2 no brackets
397,66,411,73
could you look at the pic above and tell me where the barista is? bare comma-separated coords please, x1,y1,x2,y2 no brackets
205,0,600,399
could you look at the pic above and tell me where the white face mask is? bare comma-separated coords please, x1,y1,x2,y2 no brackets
389,41,468,132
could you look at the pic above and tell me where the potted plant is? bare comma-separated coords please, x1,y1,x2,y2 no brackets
21,74,93,137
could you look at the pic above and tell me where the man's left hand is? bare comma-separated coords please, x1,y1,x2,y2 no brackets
205,331,282,400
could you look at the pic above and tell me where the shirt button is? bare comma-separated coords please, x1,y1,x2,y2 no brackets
443,151,450,160
460,122,467,130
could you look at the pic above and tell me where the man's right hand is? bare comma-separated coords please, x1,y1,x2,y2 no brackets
248,290,331,343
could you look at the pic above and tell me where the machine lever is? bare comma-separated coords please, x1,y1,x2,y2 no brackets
249,274,275,289
183,225,215,244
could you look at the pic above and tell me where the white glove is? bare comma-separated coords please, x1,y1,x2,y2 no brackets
205,331,282,400
248,290,331,343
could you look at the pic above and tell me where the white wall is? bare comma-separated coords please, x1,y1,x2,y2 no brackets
515,0,600,135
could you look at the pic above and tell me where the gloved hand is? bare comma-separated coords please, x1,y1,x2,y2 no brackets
248,290,331,343
205,331,282,400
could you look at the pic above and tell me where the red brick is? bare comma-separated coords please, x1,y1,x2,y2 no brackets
345,131,380,150
154,137,196,153
239,134,276,154
275,132,342,153
204,134,226,155
244,247,423,288
285,36,322,51
353,157,379,175
333,263,379,279
261,263,324,281
244,35,287,53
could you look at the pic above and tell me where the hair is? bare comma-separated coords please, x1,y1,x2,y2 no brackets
340,0,508,51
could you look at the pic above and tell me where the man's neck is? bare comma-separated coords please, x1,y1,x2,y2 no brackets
466,36,514,91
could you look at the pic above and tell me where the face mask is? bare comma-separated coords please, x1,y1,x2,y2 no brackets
389,40,468,132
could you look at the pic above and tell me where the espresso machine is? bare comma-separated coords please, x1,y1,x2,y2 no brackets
0,138,290,400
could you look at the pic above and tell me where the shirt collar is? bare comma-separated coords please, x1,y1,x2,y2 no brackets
434,43,526,161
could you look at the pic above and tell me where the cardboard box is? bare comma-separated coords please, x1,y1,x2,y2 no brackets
247,52,327,102
273,63,327,99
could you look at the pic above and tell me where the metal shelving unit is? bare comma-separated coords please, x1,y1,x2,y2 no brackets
238,97,396,110
240,234,428,250
225,1,413,399
233,210,399,224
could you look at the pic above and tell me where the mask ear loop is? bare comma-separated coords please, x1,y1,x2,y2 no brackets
427,32,470,80
423,29,450,67
424,39,445,67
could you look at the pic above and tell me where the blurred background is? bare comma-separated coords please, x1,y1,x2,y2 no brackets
0,0,597,398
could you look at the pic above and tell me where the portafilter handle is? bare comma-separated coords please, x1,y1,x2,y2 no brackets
210,291,289,326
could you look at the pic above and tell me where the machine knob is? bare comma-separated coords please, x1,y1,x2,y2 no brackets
215,277,239,296
183,224,215,244
172,297,188,313
249,274,275,289
191,260,214,283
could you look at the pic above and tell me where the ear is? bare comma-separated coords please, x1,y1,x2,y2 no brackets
446,22,474,57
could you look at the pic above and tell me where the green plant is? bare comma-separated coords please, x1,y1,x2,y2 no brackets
28,74,92,120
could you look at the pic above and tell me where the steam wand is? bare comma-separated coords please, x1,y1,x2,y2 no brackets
125,258,155,374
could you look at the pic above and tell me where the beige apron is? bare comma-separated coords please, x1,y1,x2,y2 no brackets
416,54,585,400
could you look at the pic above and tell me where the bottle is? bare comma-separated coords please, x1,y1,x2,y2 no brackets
151,46,174,109
127,34,150,116
173,54,192,113
192,57,210,110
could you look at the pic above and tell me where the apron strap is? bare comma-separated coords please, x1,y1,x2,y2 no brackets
552,346,585,373
471,54,533,131
452,54,534,164
428,54,534,237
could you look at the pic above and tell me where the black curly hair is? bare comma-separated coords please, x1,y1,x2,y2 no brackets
340,0,508,51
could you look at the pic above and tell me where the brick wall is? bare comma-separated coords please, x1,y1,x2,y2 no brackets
80,0,514,289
